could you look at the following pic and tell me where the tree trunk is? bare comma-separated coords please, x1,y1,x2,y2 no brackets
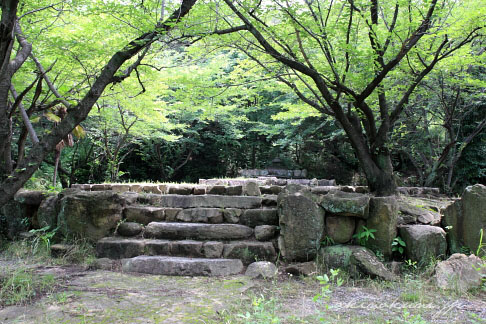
0,0,198,207
342,124,397,196
0,115,13,177
367,151,397,196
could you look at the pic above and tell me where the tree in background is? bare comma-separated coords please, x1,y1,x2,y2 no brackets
394,63,486,193
210,0,484,195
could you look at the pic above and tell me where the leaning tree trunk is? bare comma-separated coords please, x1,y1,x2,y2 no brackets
0,0,198,207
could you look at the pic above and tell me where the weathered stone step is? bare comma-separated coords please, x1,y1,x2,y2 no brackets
124,206,226,225
124,206,278,226
121,256,244,276
97,237,225,259
137,194,262,209
96,237,277,264
144,222,254,240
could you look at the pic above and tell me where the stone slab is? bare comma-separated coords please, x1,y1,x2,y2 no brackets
121,256,244,276
139,195,262,209
144,222,254,240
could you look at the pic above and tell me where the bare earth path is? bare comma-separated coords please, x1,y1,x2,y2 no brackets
0,261,485,324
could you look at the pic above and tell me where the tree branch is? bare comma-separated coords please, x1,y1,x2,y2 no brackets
9,19,32,72
357,0,438,102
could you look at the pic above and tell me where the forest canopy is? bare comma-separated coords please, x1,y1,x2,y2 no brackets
0,0,485,204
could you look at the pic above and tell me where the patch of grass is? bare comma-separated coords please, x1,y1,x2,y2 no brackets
468,312,486,324
47,291,80,305
397,309,429,324
1,239,51,263
0,267,56,306
1,237,96,268
60,238,96,265
400,291,421,303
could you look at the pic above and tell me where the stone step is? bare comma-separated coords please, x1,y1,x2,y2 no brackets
121,256,244,276
124,206,226,225
144,222,254,240
96,237,277,264
137,194,262,209
123,206,277,226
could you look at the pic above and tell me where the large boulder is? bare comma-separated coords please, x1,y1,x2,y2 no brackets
1,190,50,236
37,195,59,229
441,200,463,254
399,225,447,266
318,191,370,219
349,247,396,281
278,187,325,261
365,196,398,259
324,215,356,244
461,185,486,256
1,200,30,239
57,190,124,241
318,245,395,281
433,253,486,292
398,200,441,225
442,185,486,256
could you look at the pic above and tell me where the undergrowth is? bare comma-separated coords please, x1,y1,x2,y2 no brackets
0,267,56,307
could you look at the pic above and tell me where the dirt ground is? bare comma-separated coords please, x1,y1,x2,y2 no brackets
1,259,485,324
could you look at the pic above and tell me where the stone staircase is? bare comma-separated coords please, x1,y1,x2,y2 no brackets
95,194,279,276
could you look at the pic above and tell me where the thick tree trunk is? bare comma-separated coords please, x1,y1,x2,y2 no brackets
340,123,397,196
364,150,397,196
0,0,23,180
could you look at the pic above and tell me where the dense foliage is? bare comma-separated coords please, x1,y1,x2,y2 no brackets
0,0,485,202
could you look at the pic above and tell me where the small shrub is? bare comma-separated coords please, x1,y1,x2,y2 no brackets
404,259,418,272
313,269,343,304
237,294,281,324
353,226,377,246
392,236,406,255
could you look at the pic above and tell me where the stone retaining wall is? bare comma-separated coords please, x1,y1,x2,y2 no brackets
2,182,458,268
70,181,440,197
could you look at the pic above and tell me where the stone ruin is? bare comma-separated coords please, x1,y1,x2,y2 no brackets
238,157,309,179
1,180,484,288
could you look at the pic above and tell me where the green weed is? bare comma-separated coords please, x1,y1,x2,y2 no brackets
0,268,56,306
392,236,406,255
353,225,377,246
237,294,281,324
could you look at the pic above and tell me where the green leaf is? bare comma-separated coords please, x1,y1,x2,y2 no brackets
72,125,86,139
44,111,61,122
